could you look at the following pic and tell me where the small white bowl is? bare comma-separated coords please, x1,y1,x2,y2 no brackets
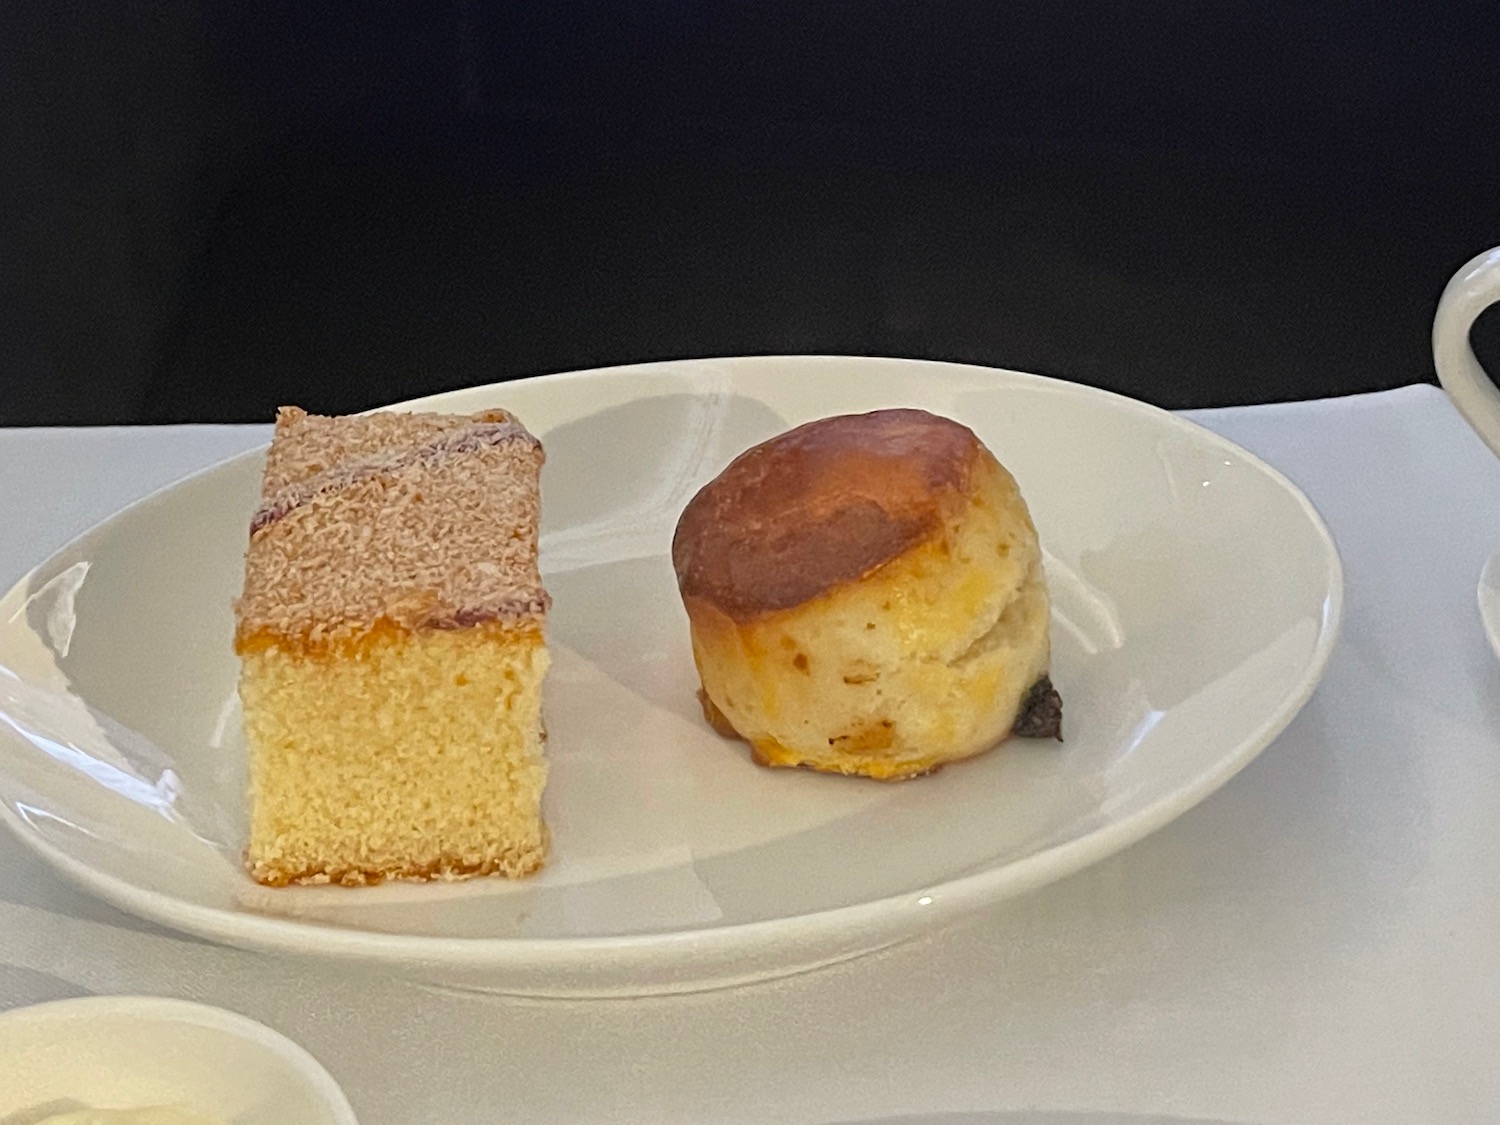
0,996,358,1125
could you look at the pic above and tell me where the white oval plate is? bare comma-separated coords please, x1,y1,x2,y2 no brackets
1480,551,1500,661
0,995,357,1124
0,357,1342,996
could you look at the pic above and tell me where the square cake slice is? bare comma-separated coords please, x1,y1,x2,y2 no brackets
235,406,550,886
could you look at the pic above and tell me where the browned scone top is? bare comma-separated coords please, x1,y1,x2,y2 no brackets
236,406,548,650
672,409,987,621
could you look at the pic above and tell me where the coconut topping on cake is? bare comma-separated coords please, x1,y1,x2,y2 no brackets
235,406,548,648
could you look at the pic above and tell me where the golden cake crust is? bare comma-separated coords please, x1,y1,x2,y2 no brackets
235,406,548,649
671,409,982,621
251,835,547,887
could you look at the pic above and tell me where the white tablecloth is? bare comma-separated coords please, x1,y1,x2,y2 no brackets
1,387,1498,1125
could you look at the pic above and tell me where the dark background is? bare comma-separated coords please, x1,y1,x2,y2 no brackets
4,1,1500,425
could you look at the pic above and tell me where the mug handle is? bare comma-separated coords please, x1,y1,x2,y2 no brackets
1434,246,1500,458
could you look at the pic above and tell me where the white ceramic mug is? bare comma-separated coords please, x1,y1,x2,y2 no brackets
1436,246,1500,658
1434,246,1500,457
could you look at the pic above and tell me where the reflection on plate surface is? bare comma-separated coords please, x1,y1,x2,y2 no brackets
0,357,1342,996
1479,551,1500,662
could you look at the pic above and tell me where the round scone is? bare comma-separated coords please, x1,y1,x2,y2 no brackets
671,408,1061,781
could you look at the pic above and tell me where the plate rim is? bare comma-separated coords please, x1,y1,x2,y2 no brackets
1479,549,1500,661
0,356,1345,977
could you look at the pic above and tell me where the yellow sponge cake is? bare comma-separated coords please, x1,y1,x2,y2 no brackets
235,406,550,886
